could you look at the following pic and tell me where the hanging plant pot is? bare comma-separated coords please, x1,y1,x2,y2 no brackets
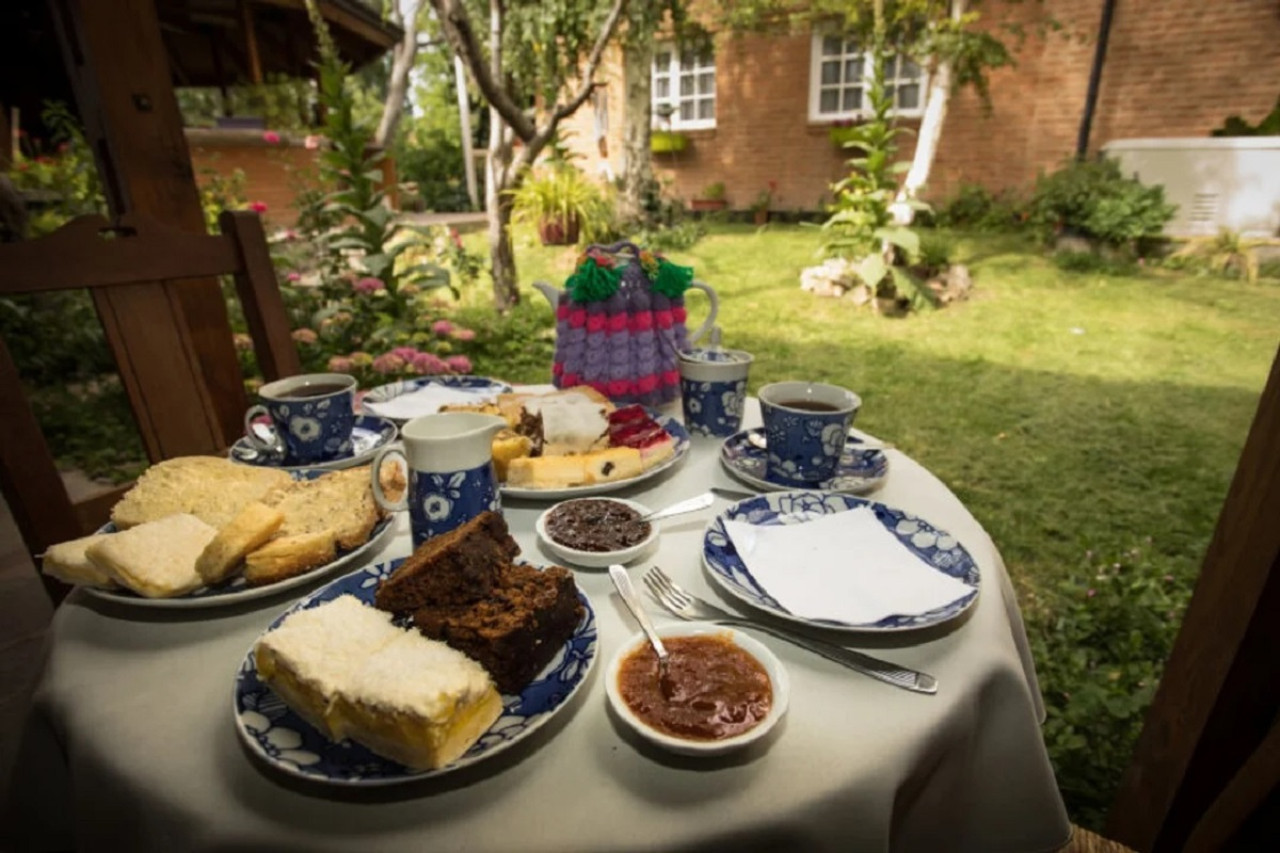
538,215,581,246
651,131,690,154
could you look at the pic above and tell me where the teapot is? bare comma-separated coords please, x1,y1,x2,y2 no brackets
532,242,719,407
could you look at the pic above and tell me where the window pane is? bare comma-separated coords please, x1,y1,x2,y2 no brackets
901,58,921,79
698,73,714,94
897,84,920,109
885,57,897,78
680,75,694,96
822,36,842,56
655,79,669,99
843,58,859,83
655,51,671,69
680,52,696,71
698,99,714,120
822,61,840,85
842,87,862,111
820,89,839,113
680,102,694,121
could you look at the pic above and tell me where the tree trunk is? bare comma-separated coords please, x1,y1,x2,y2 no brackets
621,37,655,224
374,1,420,150
484,0,519,310
487,178,518,309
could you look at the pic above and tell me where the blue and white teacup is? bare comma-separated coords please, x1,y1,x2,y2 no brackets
244,373,357,464
370,412,507,548
758,381,861,486
678,348,753,437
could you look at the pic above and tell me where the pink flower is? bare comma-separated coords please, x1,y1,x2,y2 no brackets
327,355,354,373
262,131,281,144
1086,588,1097,598
445,355,473,374
371,353,406,375
291,328,318,344
391,346,419,361
450,328,476,342
431,319,455,335
412,352,449,375
286,272,301,282
232,333,253,351
249,201,268,214
304,135,322,150
449,227,463,249
284,229,298,241
353,276,385,294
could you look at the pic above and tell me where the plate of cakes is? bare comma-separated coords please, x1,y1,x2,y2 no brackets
234,511,598,785
442,386,690,499
41,457,401,609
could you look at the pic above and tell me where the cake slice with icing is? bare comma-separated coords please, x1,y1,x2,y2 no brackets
607,405,676,469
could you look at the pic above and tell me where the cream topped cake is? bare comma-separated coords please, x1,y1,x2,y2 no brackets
522,393,610,456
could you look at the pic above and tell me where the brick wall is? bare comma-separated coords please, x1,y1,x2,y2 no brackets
187,129,323,228
564,0,1280,210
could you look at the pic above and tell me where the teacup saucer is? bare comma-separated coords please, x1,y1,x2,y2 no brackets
719,428,889,495
230,415,399,472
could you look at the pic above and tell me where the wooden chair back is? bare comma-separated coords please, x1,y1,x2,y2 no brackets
0,210,300,588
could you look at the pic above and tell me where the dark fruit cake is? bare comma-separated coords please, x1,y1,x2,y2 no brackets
374,511,518,613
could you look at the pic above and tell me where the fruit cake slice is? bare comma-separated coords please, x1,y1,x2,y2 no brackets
607,405,676,469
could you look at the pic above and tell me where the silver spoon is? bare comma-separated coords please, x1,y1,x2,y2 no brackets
609,563,674,697
635,491,715,523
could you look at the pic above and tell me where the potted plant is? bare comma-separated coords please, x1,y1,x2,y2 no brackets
651,130,689,154
509,165,608,246
690,181,727,213
750,181,777,225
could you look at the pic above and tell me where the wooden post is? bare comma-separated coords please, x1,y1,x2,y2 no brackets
47,0,249,456
1107,343,1280,850
238,0,264,85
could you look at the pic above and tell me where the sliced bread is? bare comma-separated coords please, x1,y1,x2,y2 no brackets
41,533,116,588
243,531,338,587
264,467,380,550
196,502,286,584
86,513,218,598
111,457,291,530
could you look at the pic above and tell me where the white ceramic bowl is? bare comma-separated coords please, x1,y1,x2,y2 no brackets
535,497,659,569
604,622,790,756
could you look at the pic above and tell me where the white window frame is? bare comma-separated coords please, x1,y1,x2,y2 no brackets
652,44,716,131
807,31,927,123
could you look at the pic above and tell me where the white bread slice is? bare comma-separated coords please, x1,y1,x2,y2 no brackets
196,502,285,584
242,531,337,586
41,533,116,588
329,631,503,770
111,457,291,530
253,595,402,739
86,513,217,598
264,467,379,550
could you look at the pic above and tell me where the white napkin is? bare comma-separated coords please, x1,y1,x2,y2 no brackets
363,384,499,420
723,507,974,624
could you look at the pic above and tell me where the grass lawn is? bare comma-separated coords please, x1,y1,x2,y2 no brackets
473,224,1277,607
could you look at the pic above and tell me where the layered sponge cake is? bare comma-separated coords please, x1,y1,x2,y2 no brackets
254,595,502,769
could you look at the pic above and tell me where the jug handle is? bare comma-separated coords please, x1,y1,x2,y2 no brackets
685,280,719,346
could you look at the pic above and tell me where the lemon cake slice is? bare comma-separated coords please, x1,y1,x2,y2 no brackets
330,631,502,770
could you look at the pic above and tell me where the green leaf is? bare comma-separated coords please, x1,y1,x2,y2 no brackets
875,226,921,257
855,254,889,287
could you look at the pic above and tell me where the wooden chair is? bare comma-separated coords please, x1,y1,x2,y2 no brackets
0,210,301,598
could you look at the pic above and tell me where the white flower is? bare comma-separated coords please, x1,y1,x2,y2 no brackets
722,388,743,417
820,423,845,457
423,494,452,520
289,416,321,442
687,396,702,414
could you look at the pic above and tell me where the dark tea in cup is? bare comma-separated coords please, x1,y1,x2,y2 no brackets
776,399,840,412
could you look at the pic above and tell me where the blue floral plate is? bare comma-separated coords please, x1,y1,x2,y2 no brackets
360,376,513,423
233,559,597,785
719,429,889,495
502,414,691,500
230,415,399,472
702,491,980,632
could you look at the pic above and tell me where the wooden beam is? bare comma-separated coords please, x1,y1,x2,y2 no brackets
1107,343,1280,850
238,0,264,85
48,0,249,452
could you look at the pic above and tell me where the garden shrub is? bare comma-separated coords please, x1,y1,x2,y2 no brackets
936,183,1025,232
1029,157,1176,249
1028,542,1191,830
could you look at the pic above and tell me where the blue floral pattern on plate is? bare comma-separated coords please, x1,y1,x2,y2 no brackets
231,415,399,472
702,491,980,632
82,470,394,610
361,376,513,421
408,463,502,548
502,414,692,500
719,428,889,494
681,377,747,437
233,560,598,786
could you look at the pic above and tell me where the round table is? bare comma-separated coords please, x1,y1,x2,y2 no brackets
6,400,1071,852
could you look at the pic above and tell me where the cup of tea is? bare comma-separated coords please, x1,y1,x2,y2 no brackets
758,381,861,486
678,348,753,437
370,412,507,548
243,373,358,464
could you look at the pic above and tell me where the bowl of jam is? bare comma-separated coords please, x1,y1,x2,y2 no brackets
604,622,789,756
536,497,659,569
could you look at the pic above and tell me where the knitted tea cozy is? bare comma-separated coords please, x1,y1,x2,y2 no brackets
550,242,696,407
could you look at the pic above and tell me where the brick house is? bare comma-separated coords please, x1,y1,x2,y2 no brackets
558,0,1280,214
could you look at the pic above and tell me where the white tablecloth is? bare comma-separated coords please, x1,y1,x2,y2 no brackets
5,401,1070,852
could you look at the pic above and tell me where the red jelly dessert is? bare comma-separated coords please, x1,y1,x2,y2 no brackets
607,405,675,466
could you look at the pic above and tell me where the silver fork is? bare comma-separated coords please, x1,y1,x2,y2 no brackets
643,566,938,695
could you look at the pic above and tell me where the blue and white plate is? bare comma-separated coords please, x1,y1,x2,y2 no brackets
719,429,889,495
360,376,513,423
230,415,399,472
502,414,692,501
81,469,397,610
702,491,980,632
233,560,597,785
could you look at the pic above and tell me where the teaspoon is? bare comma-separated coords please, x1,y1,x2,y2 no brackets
609,563,674,697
